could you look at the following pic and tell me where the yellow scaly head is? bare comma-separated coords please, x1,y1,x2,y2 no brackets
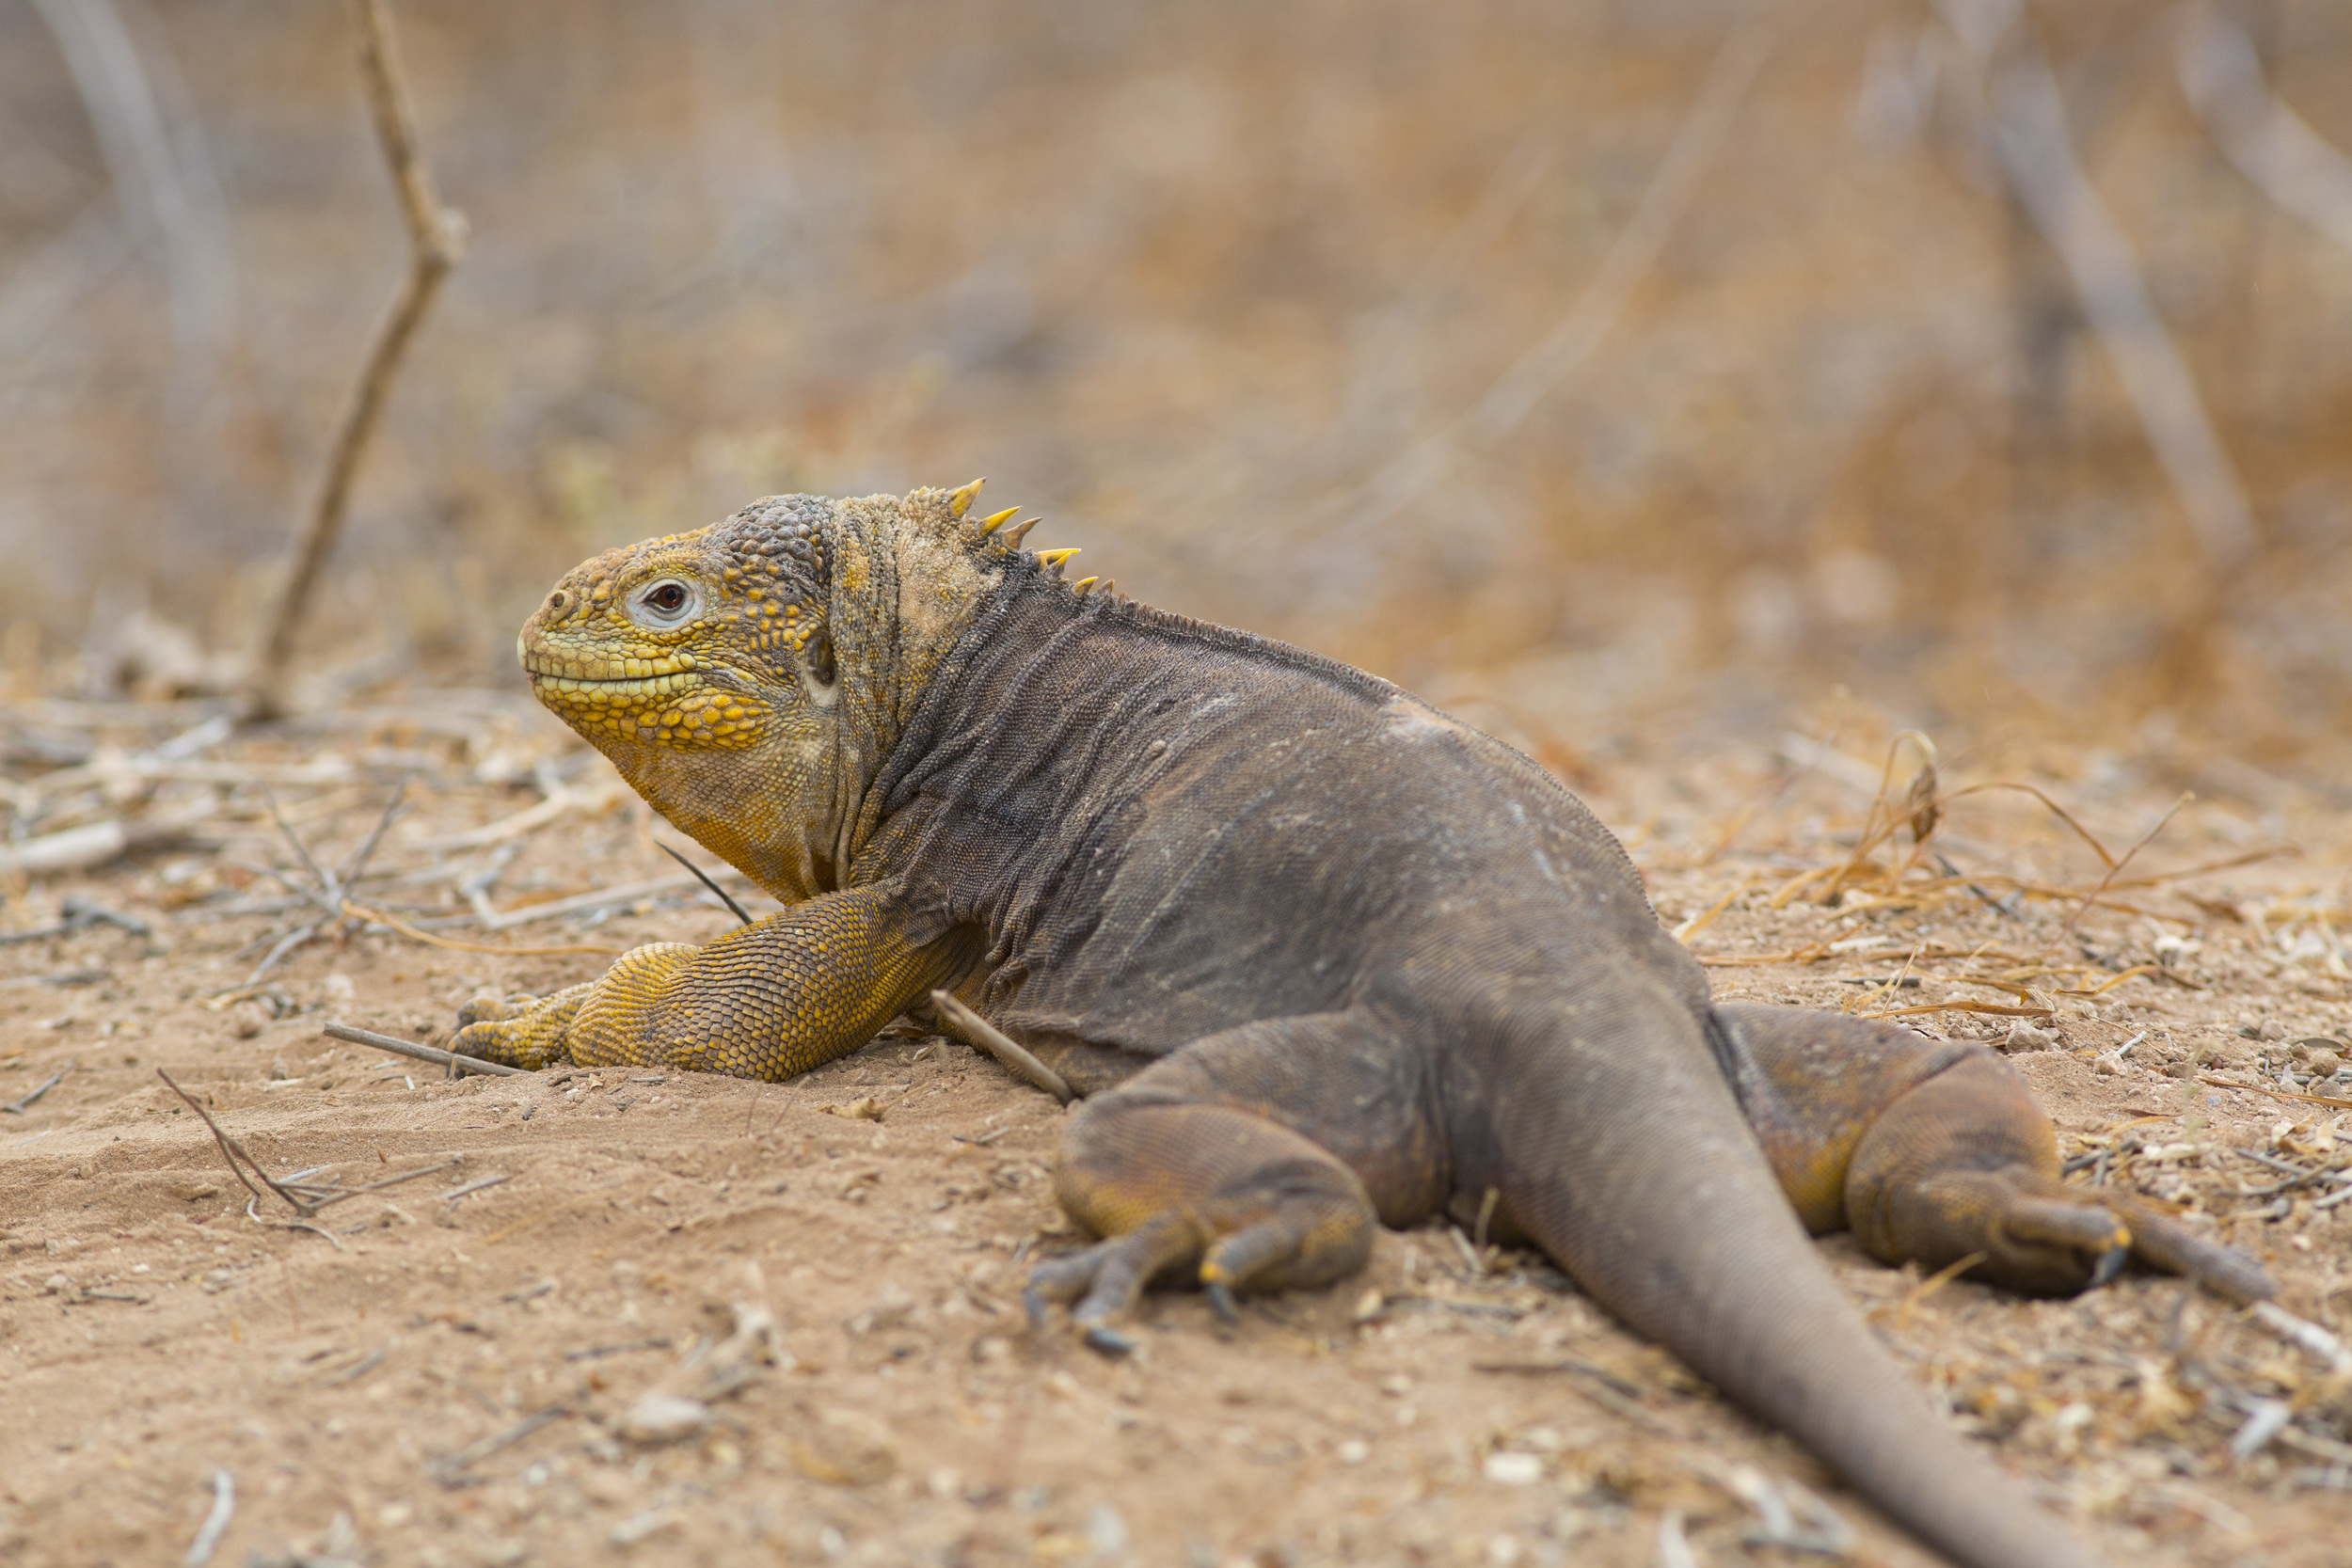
521,502,836,752
520,496,856,897
518,486,1027,901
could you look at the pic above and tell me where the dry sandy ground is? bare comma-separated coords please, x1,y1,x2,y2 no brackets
0,696,2347,1568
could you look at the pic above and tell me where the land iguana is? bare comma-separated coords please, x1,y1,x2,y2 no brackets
455,483,2272,1568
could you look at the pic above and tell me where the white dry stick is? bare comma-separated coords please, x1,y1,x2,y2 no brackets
2229,1397,2293,1461
184,1468,233,1566
1938,7,2255,568
0,797,215,878
2251,1300,2352,1375
1342,25,1773,536
1657,1508,1703,1568
2178,5,2352,256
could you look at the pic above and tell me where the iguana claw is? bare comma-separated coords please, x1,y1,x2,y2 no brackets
1081,1325,1135,1358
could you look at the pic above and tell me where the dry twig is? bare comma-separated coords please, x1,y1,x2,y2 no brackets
157,1068,308,1211
1938,2,2255,567
430,1403,571,1485
1325,25,1771,540
183,1467,234,1567
930,989,1073,1105
0,1060,72,1115
324,1021,529,1078
2179,4,2352,255
158,1067,469,1231
656,841,753,926
246,0,465,717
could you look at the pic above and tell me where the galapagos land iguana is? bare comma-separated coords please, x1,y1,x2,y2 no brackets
455,483,2273,1568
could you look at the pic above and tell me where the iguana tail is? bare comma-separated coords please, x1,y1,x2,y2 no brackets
1487,994,2104,1568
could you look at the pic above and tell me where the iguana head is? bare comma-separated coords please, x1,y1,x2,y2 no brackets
518,482,1073,899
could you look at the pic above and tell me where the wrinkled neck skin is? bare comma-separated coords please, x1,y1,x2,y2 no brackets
531,491,1002,906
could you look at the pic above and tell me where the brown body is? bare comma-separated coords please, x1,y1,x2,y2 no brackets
458,486,2270,1568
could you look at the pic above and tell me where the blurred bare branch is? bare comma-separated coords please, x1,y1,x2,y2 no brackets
1331,26,1772,544
0,200,135,377
25,0,237,371
246,0,468,720
1940,3,2256,570
2178,3,2352,256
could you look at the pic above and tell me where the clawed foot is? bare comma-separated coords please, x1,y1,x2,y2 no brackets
451,984,591,1071
1023,1171,1377,1355
1023,1215,1196,1357
1892,1164,2273,1304
1019,1240,1244,1357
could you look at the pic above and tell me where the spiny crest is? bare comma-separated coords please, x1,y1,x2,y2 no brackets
930,478,1129,603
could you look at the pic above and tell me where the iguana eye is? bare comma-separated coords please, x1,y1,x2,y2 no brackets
631,579,697,626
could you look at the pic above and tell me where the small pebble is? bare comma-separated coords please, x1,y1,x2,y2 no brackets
1483,1451,1544,1485
2002,1021,2058,1053
619,1394,712,1445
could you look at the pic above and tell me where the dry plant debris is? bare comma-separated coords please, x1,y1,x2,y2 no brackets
0,689,2345,1566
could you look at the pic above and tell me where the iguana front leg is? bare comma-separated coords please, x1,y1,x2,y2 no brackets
1716,1003,2275,1303
452,885,972,1079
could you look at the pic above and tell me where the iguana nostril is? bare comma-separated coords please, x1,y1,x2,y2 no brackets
548,590,569,612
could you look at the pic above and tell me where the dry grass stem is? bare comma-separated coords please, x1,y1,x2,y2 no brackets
156,1067,310,1212
1670,874,1758,945
2044,793,2195,959
340,899,624,958
655,842,753,926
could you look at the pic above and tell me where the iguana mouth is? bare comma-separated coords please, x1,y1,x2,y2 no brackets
520,649,701,697
520,641,769,749
521,649,698,682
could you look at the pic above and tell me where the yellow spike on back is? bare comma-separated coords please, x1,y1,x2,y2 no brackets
947,478,986,517
1001,517,1040,547
978,506,1021,532
1071,577,1099,596
1037,548,1080,570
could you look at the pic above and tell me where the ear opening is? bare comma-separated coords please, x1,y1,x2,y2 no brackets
800,627,840,705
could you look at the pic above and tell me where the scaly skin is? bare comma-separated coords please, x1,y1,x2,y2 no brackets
456,483,2274,1568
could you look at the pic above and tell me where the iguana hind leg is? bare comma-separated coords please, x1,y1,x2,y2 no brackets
1716,1002,2274,1302
1029,1010,1444,1348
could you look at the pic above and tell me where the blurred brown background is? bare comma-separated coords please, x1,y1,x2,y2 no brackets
2,0,2347,761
